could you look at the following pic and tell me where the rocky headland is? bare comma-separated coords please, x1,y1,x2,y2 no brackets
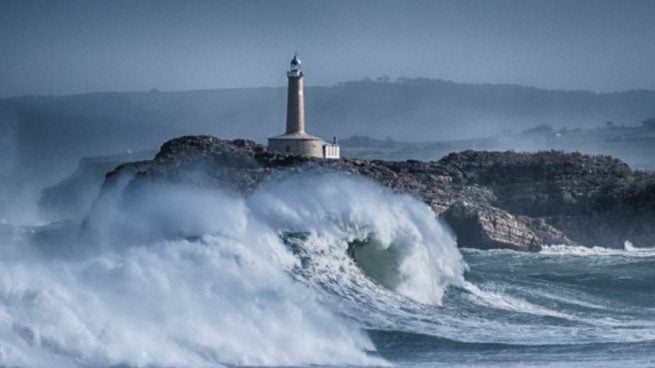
95,135,655,251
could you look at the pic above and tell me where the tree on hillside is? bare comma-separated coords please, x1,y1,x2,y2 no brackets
643,118,655,129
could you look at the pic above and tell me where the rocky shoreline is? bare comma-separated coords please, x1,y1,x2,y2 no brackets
96,135,655,251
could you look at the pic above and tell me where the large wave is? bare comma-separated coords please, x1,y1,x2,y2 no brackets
0,170,466,367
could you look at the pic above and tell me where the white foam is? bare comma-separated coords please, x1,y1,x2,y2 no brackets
0,171,468,367
462,282,574,320
247,172,466,305
540,243,655,257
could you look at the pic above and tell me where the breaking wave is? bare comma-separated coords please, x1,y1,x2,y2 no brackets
0,171,466,367
2,170,654,367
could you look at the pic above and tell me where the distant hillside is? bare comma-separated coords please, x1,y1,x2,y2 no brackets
314,79,655,141
1,78,655,184
341,124,655,172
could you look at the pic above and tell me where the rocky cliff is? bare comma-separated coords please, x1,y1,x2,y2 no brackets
97,135,655,251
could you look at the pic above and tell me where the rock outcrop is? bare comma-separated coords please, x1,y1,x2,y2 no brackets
96,135,655,251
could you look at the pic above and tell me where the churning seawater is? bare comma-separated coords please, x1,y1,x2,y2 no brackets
0,172,653,367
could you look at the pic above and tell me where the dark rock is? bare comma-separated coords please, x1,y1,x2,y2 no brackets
438,150,655,247
443,201,543,252
91,136,655,251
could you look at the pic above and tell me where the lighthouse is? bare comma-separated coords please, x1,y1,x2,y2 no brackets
268,55,340,159
286,55,305,135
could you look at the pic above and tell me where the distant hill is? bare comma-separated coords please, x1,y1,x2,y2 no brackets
340,124,655,172
1,78,655,186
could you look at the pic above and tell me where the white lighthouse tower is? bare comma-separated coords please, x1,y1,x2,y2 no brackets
268,55,340,159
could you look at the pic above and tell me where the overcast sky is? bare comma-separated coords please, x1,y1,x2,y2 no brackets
1,0,655,97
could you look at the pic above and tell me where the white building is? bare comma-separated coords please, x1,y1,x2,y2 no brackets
268,55,340,159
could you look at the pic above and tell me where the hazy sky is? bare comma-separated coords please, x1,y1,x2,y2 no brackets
1,0,655,97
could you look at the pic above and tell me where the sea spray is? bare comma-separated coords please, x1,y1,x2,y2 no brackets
0,171,466,367
248,172,466,304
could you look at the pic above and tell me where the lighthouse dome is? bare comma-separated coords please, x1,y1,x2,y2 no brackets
288,54,302,76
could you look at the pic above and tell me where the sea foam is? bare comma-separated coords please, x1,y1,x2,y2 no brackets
0,170,465,367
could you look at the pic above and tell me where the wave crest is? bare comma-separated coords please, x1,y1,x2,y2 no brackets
248,172,466,305
0,171,466,367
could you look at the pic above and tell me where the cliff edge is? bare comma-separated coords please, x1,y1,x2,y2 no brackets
96,135,655,251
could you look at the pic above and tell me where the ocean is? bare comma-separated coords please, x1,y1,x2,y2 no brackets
0,172,653,367
372,245,655,367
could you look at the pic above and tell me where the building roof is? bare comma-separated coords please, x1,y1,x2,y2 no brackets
269,132,322,141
